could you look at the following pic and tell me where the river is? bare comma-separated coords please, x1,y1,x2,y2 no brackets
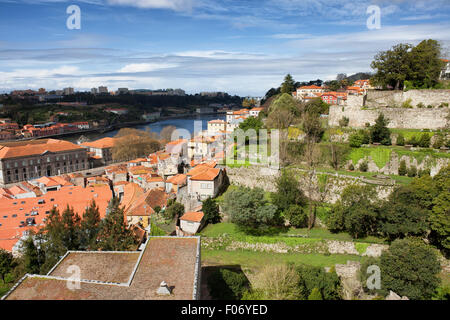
62,113,226,143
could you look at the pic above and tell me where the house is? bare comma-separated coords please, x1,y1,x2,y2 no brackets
31,176,73,193
346,86,363,95
207,120,226,135
79,137,116,164
2,236,201,300
186,164,223,200
142,173,165,191
320,92,347,105
179,211,204,235
124,188,170,228
165,173,187,194
294,85,325,100
105,165,128,183
440,59,450,80
165,139,187,157
226,109,249,123
249,107,263,117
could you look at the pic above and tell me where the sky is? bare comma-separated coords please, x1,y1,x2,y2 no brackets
0,0,449,96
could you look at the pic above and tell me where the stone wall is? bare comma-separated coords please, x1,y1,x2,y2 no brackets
329,90,450,129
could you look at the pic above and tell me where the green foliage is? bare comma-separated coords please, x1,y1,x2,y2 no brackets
202,198,221,224
349,132,364,148
327,185,379,238
401,98,413,108
396,134,405,146
359,160,368,172
238,116,264,134
433,285,450,300
286,205,308,228
271,169,307,214
418,133,431,148
398,160,407,176
207,268,250,300
80,200,101,250
308,287,323,300
380,238,441,300
280,74,296,94
338,116,349,127
348,147,391,169
165,201,185,220
0,249,13,283
222,186,280,233
21,235,45,274
305,98,330,115
370,114,391,145
149,221,167,236
96,198,137,251
432,134,444,149
407,165,417,177
297,265,342,300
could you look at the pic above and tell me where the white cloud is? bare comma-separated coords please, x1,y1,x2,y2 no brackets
118,62,177,72
106,0,194,11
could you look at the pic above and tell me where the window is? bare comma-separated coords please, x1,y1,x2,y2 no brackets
30,159,33,165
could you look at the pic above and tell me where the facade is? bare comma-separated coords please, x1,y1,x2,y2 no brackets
440,59,450,80
295,85,325,99
63,87,74,95
0,139,89,186
207,120,226,135
249,107,263,117
186,164,223,200
180,211,204,235
80,137,116,164
98,86,108,94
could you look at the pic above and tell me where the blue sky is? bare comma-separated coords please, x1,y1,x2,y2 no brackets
0,0,449,96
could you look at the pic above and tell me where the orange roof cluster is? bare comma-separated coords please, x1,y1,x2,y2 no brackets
298,85,322,90
180,211,204,223
144,174,164,183
187,164,220,181
128,165,154,175
125,188,169,217
81,137,116,149
250,107,263,112
120,182,145,212
166,174,187,185
166,139,187,146
35,176,73,187
208,119,226,124
0,139,84,159
0,185,113,252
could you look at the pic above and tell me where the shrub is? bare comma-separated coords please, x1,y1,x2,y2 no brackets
418,168,431,177
401,98,413,108
432,134,444,149
359,160,368,172
296,265,342,300
418,133,431,148
349,133,363,148
339,116,349,127
407,165,417,177
308,288,323,300
427,105,433,108
370,114,391,145
252,264,302,300
207,268,250,300
406,135,418,147
417,102,425,108
285,205,308,228
348,163,354,171
398,160,407,176
396,134,405,146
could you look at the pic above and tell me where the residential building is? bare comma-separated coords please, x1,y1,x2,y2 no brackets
440,59,450,80
186,163,223,200
207,120,226,135
294,85,325,100
98,86,108,94
63,87,74,95
179,211,204,235
165,173,187,194
0,139,89,186
249,107,263,117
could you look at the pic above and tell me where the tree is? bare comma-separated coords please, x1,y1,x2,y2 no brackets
222,186,279,233
418,133,431,148
97,198,137,251
398,159,407,176
429,165,450,257
0,249,13,282
21,235,44,274
271,169,307,214
409,39,445,88
327,185,379,238
280,74,296,94
61,205,81,251
305,98,330,115
380,238,441,300
207,268,249,300
302,111,324,142
238,116,264,136
349,132,364,148
371,43,413,90
80,200,101,250
165,201,185,220
112,129,161,161
160,125,177,142
396,133,405,146
202,198,221,224
308,288,323,300
285,205,308,228
379,186,430,241
329,143,350,170
370,114,391,145
297,265,341,300
268,93,300,117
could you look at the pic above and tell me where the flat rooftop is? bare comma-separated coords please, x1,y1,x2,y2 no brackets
3,236,200,300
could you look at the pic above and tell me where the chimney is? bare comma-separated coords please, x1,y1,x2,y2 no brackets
156,281,172,296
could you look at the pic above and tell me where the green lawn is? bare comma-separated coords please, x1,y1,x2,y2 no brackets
202,249,369,269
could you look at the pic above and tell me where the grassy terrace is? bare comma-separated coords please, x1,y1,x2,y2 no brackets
200,222,385,269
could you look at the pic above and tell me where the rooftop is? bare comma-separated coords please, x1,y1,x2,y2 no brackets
0,139,84,159
80,137,116,149
3,237,200,300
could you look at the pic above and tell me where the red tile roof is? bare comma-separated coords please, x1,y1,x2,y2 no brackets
181,211,204,222
81,137,116,149
0,139,84,159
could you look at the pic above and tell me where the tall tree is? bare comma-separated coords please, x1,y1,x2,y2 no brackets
97,198,137,251
371,43,413,90
80,200,101,250
0,249,13,283
409,39,445,88
61,205,81,250
202,198,221,225
370,113,391,145
280,74,296,94
271,169,307,214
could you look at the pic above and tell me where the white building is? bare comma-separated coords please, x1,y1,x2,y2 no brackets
98,86,108,94
63,87,74,95
180,211,204,235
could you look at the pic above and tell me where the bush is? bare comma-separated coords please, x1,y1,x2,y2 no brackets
252,264,302,300
406,135,418,147
418,168,430,177
398,160,407,176
339,116,349,127
380,238,441,300
308,288,323,300
401,98,413,108
432,134,444,149
407,165,417,177
396,134,405,146
359,160,368,172
296,265,342,300
349,133,363,148
207,268,250,300
348,163,354,171
417,102,425,108
418,133,431,148
285,205,308,228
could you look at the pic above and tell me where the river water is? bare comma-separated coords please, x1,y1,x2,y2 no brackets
63,114,226,143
